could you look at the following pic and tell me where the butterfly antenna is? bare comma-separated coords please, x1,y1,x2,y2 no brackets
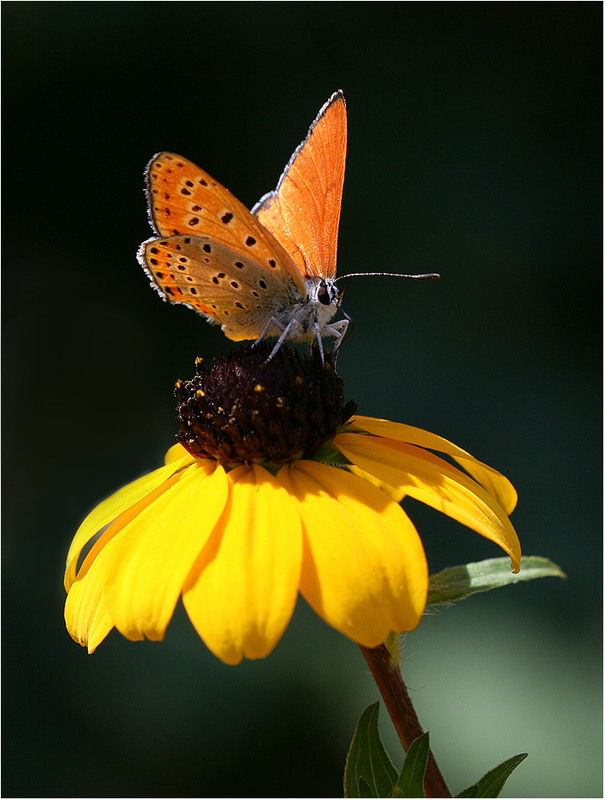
336,271,440,281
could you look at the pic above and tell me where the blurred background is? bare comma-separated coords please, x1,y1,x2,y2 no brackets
3,2,601,797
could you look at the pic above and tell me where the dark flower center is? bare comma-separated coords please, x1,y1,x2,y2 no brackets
175,344,357,466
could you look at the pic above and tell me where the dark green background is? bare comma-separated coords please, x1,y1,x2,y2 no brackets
3,2,601,797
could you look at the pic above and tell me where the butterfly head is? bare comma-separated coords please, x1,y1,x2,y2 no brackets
302,276,344,340
310,276,343,312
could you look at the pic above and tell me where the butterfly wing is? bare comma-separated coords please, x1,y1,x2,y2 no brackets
138,235,297,341
252,90,347,279
145,152,306,295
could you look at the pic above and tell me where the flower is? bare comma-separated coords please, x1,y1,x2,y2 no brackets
64,346,521,665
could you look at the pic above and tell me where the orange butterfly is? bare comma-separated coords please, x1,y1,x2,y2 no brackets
137,91,437,361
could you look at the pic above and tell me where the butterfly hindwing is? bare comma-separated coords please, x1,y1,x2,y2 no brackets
138,235,299,341
145,152,306,295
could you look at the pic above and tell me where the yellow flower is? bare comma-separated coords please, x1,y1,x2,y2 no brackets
64,346,520,665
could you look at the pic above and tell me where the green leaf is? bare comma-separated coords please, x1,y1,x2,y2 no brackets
456,753,528,797
344,702,398,797
392,732,430,797
427,556,566,606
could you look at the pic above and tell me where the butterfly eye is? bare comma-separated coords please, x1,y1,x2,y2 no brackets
318,280,332,306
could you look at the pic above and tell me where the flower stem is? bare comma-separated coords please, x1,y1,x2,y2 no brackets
359,643,451,798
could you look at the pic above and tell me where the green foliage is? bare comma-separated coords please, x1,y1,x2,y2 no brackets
427,556,565,607
456,753,528,797
343,703,430,798
344,702,397,797
345,703,527,798
391,732,430,798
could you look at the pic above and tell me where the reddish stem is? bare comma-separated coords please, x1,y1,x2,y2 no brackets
359,643,452,798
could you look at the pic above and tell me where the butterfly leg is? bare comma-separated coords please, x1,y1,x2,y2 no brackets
264,318,303,363
324,319,350,367
252,316,279,349
329,319,350,351
309,319,350,368
311,323,327,367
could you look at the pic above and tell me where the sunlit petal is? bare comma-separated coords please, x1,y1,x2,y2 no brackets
336,433,521,572
164,443,193,465
281,461,428,647
347,464,406,503
347,415,517,514
64,555,114,654
64,451,195,591
103,462,229,642
183,464,303,665
65,461,208,649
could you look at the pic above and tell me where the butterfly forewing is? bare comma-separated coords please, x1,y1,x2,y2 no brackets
145,153,306,294
252,90,347,280
139,235,297,341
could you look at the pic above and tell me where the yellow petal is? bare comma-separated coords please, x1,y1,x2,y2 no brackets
164,443,192,464
64,451,195,591
103,462,229,642
64,557,114,653
280,461,428,647
64,461,207,650
183,464,303,665
348,415,517,514
347,464,406,503
336,432,521,572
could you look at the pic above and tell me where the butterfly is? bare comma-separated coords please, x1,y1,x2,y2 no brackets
137,90,438,362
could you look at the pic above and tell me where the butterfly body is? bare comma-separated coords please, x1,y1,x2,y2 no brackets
267,275,344,343
138,91,349,359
